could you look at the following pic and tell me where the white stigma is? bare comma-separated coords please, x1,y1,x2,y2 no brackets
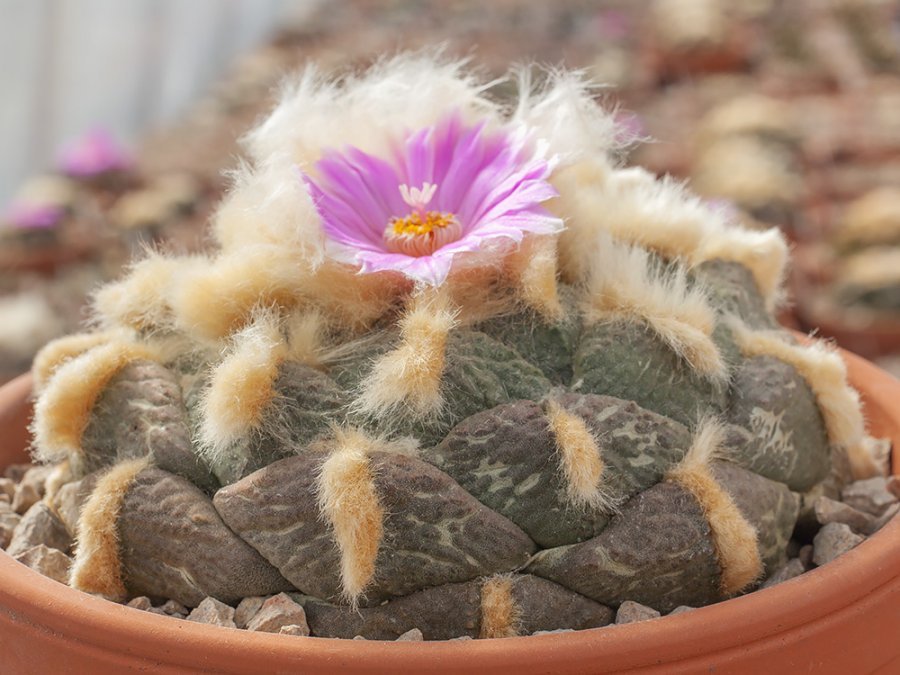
399,182,437,211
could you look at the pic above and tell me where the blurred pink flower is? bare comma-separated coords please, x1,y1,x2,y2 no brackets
3,201,64,230
613,111,646,144
595,9,631,41
57,129,132,178
301,112,563,286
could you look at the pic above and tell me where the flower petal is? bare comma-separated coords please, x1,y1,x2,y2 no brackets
308,110,562,286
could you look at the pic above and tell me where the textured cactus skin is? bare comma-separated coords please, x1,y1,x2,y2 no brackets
573,321,729,427
82,361,213,489
476,288,582,385
189,362,344,486
526,481,723,612
726,356,831,491
692,259,777,331
422,395,690,548
58,265,832,637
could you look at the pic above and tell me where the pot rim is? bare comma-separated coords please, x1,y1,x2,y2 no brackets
0,347,897,673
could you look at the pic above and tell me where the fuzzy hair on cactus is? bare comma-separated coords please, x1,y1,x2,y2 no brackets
31,53,887,640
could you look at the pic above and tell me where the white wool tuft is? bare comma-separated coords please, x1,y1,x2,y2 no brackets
285,309,325,366
245,52,498,169
70,457,150,600
169,245,307,344
545,400,616,512
678,415,729,469
91,250,208,333
514,67,622,167
32,330,129,392
506,234,563,321
213,159,325,262
555,166,716,281
316,427,384,605
31,340,160,468
583,239,727,380
198,308,287,461
668,416,763,596
553,164,787,308
697,226,788,310
353,288,458,420
728,318,887,479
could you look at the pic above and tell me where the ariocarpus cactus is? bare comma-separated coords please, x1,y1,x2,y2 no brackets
30,54,887,640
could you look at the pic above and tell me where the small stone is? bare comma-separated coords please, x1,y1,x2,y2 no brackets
668,606,695,615
869,503,899,534
161,599,189,617
814,496,876,534
615,601,661,624
841,478,898,517
12,544,71,584
12,483,40,515
20,466,52,498
4,463,32,483
812,523,865,566
0,511,21,549
761,559,806,588
352,635,367,640
396,628,424,641
279,624,309,636
246,593,308,634
531,628,575,636
6,502,72,557
51,472,101,537
186,597,236,628
887,476,900,499
147,607,169,616
450,635,474,641
126,596,152,611
785,540,802,559
0,477,15,501
798,544,814,569
234,596,266,629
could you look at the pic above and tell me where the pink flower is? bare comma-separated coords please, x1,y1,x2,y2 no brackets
3,201,64,230
301,112,563,285
57,129,132,178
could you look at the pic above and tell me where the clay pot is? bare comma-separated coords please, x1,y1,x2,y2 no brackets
0,353,898,674
797,305,900,360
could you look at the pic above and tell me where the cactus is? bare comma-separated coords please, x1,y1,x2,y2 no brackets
29,54,886,640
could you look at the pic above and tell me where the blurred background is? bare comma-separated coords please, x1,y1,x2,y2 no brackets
0,0,323,206
2,0,900,382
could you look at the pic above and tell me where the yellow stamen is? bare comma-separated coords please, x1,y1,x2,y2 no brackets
385,182,463,257
384,211,462,257
390,211,456,237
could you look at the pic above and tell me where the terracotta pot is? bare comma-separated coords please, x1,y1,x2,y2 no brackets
0,353,898,674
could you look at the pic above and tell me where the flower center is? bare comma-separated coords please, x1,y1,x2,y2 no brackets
384,182,462,257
